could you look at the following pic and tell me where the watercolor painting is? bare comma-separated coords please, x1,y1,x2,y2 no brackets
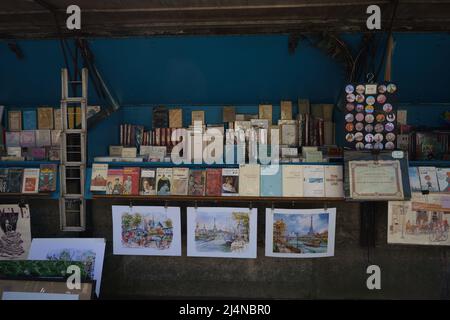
112,206,181,256
265,208,336,258
187,207,257,258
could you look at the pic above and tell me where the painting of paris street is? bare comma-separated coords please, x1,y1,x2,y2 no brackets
265,208,336,258
187,207,257,258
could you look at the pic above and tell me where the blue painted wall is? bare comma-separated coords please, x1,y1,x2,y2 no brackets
1,33,450,161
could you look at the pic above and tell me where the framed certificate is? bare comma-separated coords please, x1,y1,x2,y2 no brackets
349,160,404,200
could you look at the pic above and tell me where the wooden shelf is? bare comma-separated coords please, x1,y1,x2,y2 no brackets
0,161,59,167
0,192,54,199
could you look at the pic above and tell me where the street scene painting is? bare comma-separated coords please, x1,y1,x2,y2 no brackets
265,208,336,258
187,207,257,258
112,206,181,256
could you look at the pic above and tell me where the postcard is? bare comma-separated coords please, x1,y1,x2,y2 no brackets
0,205,31,260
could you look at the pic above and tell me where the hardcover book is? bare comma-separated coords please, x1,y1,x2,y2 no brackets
324,165,344,198
8,110,22,131
19,131,36,148
303,165,325,197
140,169,156,195
156,168,173,195
109,146,123,157
7,147,22,157
239,164,260,196
38,164,57,192
260,165,282,197
0,169,8,192
121,147,137,158
436,167,450,192
122,167,140,195
22,168,40,193
408,167,422,192
67,107,75,129
259,104,272,123
7,168,23,193
223,106,236,122
54,108,62,130
5,132,20,147
418,166,439,192
30,147,46,160
169,109,183,128
23,110,37,130
206,168,222,196
191,111,205,125
51,130,61,146
153,107,169,128
188,169,206,196
36,130,51,147
90,163,108,192
37,107,54,129
282,165,303,197
75,107,81,128
172,168,189,195
48,148,60,161
221,168,239,196
106,169,124,195
280,100,293,120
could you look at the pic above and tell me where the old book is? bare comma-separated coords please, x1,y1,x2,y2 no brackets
282,165,303,197
67,107,75,129
205,168,222,196
436,167,450,192
20,131,36,148
191,110,205,125
109,145,123,157
153,106,169,128
8,110,22,131
280,100,293,120
90,163,108,192
54,108,62,130
303,165,325,197
323,121,334,145
51,130,61,146
169,109,183,128
30,147,46,160
171,167,189,195
280,123,298,147
38,164,57,192
23,110,37,130
222,168,239,196
22,168,40,194
304,151,323,162
239,164,260,196
122,167,140,195
298,99,311,115
106,169,124,195
0,169,8,192
35,130,51,147
7,168,23,193
259,104,272,123
5,132,20,147
75,107,81,128
260,165,282,196
223,106,236,122
37,107,54,129
139,169,156,195
310,104,324,119
324,165,344,198
7,147,21,157
156,168,173,195
48,147,60,161
418,167,439,192
188,169,206,196
140,146,166,161
121,147,137,158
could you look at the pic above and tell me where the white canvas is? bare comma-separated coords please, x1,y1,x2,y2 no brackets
265,208,336,258
187,207,257,258
0,204,31,260
112,205,181,256
27,238,105,298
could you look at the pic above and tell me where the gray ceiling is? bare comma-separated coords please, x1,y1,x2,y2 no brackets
1,0,450,39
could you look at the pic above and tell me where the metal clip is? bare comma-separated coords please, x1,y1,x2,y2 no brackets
292,201,295,208
324,203,328,212
271,202,275,215
129,201,133,213
249,202,253,210
194,201,198,210
165,201,169,210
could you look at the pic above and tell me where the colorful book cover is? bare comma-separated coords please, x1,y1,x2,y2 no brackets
206,168,222,196
38,164,57,192
260,165,282,197
188,169,206,196
139,169,156,195
5,132,20,147
7,168,23,193
156,168,172,195
106,169,124,195
221,168,239,196
90,164,108,192
0,168,8,192
122,167,140,195
23,110,37,130
436,168,450,192
408,167,422,192
30,147,46,160
22,168,40,193
19,131,36,148
36,130,52,147
418,167,439,192
172,168,189,195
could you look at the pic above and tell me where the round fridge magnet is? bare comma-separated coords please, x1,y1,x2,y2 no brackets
346,133,355,142
355,122,364,131
365,133,374,143
374,133,384,143
386,132,396,142
365,114,374,123
346,103,355,111
356,104,364,112
383,103,393,113
366,96,375,105
385,141,395,149
378,84,387,93
387,83,397,93
345,123,354,131
354,132,364,142
346,94,356,102
365,124,374,132
374,142,384,150
356,84,365,94
365,105,374,113
376,114,386,122
356,142,365,150
365,143,374,150
385,122,395,132
374,123,384,133
377,94,387,104
356,94,365,103
355,113,364,122
387,114,396,122
345,113,354,122
345,84,355,94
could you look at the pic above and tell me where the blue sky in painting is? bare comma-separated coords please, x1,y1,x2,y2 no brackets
274,213,329,235
196,210,246,230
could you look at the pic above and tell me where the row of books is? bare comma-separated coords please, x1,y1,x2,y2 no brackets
3,130,61,161
0,164,57,194
90,164,344,198
409,166,450,193
398,128,450,161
